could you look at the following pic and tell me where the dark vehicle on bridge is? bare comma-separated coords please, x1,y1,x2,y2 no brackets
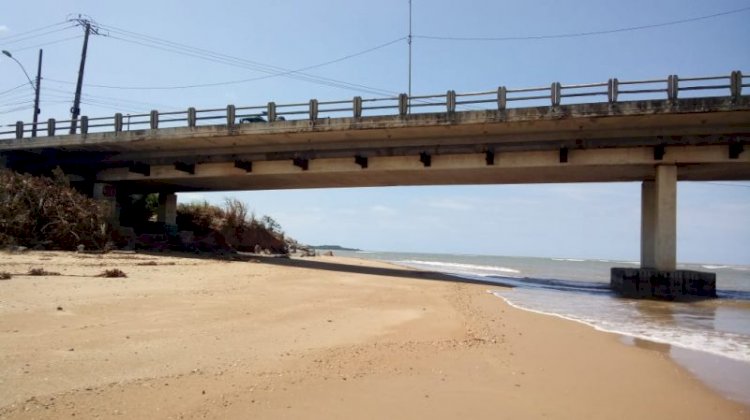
238,112,285,124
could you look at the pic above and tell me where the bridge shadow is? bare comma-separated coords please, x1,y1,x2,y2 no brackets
254,255,515,288
127,250,514,288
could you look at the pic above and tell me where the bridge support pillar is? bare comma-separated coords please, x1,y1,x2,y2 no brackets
642,165,676,271
611,165,716,299
157,192,177,226
93,183,120,226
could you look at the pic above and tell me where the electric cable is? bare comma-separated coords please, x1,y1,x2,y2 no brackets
0,21,70,41
12,35,83,52
415,6,750,41
0,25,77,47
0,83,29,97
75,22,404,96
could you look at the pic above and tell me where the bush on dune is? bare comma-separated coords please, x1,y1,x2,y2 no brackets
0,169,109,250
177,199,287,254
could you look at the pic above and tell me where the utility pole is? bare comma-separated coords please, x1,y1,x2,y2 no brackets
69,16,100,134
70,21,91,134
32,49,42,137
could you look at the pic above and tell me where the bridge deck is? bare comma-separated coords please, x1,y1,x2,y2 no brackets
1,97,749,191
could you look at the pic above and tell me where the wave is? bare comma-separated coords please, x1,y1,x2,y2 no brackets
491,291,750,363
485,275,611,294
552,258,586,262
395,260,521,274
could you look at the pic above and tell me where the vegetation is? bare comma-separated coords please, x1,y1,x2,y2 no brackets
177,199,288,254
0,169,292,255
0,169,108,250
0,272,11,280
313,245,361,251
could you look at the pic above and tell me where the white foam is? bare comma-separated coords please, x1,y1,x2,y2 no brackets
396,260,521,274
491,291,750,363
552,258,586,262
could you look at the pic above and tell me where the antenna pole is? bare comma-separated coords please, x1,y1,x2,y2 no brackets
408,0,412,112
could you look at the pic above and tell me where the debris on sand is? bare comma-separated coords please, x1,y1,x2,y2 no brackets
97,269,127,278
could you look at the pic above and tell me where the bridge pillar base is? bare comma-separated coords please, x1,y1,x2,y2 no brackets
610,267,716,300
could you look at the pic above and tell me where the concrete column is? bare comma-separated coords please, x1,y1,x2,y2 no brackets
653,165,677,271
157,192,177,226
640,180,656,269
641,165,677,271
93,183,120,226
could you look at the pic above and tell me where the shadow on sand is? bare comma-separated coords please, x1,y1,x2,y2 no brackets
254,255,514,288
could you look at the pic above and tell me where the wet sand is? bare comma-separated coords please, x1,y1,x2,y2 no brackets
0,251,747,419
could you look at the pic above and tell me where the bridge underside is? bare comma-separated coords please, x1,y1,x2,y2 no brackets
94,146,750,192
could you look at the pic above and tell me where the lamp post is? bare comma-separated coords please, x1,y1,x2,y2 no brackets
2,49,42,137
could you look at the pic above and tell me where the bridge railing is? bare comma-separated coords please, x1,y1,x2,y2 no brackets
1,71,746,140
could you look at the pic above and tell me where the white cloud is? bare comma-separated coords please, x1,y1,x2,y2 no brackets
0,25,8,33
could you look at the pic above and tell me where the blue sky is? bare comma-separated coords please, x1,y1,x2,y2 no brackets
2,1,749,263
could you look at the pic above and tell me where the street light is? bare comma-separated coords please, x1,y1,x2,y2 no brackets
2,49,42,137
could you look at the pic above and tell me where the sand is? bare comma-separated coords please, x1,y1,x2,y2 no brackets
0,251,746,419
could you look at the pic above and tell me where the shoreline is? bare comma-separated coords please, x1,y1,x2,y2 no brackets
492,290,750,406
0,251,747,418
380,255,750,406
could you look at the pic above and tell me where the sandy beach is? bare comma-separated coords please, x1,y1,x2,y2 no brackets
0,251,746,419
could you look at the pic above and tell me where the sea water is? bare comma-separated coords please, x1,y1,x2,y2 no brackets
336,250,750,404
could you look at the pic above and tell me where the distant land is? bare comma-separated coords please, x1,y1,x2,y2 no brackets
313,245,362,251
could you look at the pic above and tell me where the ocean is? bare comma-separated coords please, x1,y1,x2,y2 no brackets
334,250,750,405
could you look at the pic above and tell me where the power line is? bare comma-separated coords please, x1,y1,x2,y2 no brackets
0,99,34,107
0,21,70,42
0,91,34,103
97,33,405,92
82,22,402,96
0,25,77,47
13,34,83,53
45,86,181,111
0,104,34,115
415,6,750,41
101,36,398,95
0,82,28,97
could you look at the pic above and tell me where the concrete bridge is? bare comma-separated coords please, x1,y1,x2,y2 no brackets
1,71,749,298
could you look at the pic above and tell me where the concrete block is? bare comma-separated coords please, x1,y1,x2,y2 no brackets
611,267,716,300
